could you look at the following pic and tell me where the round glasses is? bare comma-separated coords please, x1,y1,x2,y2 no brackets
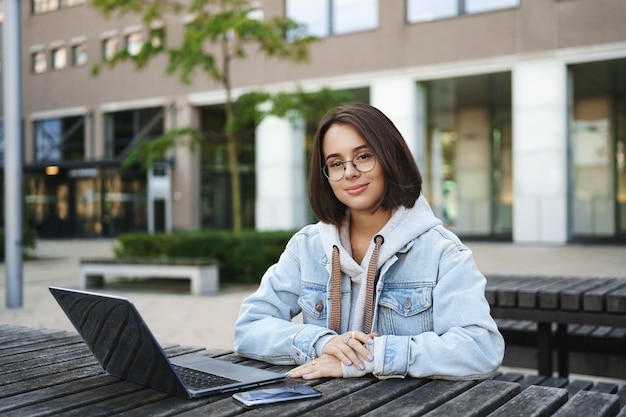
321,151,377,181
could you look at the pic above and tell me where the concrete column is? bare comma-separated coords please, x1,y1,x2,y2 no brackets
455,108,491,235
169,99,201,230
512,59,569,243
255,113,307,231
370,76,426,173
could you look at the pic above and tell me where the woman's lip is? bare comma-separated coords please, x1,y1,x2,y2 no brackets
346,184,368,195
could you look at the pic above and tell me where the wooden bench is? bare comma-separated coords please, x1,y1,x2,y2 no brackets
485,274,626,378
79,258,219,296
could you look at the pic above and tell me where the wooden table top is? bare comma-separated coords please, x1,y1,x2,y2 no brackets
1,324,623,416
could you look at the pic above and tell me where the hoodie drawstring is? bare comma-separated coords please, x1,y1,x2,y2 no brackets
330,245,342,332
364,235,384,332
329,235,384,333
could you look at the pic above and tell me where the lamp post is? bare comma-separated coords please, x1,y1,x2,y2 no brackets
3,0,24,308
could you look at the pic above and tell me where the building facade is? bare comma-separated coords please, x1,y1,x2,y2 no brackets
1,0,625,243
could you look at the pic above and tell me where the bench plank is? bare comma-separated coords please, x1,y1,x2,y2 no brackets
607,284,626,314
488,385,568,417
552,390,620,417
584,280,626,312
561,279,613,311
518,279,572,309
419,380,520,417
360,379,479,417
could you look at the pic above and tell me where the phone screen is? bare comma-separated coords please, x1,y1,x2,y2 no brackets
232,385,322,407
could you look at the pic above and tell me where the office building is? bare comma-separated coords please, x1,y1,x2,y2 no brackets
1,0,625,243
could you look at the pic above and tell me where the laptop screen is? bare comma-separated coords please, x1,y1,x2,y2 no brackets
50,287,189,398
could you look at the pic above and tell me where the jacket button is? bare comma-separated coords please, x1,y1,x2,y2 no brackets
315,300,324,312
404,298,412,310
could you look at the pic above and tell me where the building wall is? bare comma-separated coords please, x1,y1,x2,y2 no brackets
10,0,626,115
2,0,626,242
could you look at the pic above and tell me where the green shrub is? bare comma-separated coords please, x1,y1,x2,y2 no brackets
114,230,296,285
0,227,37,260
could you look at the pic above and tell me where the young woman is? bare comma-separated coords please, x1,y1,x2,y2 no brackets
234,103,504,380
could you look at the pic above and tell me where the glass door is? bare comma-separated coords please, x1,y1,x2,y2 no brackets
72,176,102,237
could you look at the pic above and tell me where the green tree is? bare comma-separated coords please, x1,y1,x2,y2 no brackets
91,0,317,233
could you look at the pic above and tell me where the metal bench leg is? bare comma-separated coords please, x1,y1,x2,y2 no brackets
556,323,569,378
537,322,553,376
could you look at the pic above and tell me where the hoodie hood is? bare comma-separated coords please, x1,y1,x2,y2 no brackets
318,195,442,270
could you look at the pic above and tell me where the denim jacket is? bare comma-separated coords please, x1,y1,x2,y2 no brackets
234,196,504,380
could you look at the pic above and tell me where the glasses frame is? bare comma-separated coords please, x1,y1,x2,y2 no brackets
321,152,377,182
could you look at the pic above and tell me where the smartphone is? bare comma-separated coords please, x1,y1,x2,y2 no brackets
232,385,322,408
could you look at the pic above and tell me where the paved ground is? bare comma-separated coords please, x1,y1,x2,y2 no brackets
1,238,625,381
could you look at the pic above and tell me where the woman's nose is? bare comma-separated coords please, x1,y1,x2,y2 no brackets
343,161,360,178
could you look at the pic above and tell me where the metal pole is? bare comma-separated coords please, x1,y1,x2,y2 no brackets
3,0,24,308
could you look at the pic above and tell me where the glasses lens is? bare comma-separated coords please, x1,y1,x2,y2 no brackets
324,163,344,181
354,153,376,173
322,153,377,181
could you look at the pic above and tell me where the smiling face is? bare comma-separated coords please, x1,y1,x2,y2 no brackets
322,123,386,215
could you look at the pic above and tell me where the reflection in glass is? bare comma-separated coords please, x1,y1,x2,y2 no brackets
102,37,119,61
126,32,143,56
72,43,88,66
466,0,519,14
32,51,47,74
407,0,457,23
286,0,329,37
332,0,378,35
51,47,67,70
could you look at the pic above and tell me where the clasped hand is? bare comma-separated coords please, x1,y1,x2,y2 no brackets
286,330,377,379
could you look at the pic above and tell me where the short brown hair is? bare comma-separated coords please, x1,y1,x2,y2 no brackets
308,103,422,226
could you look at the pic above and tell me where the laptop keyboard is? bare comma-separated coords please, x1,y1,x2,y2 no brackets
172,364,240,390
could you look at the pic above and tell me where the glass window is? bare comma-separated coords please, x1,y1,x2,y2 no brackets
32,51,47,74
407,0,518,23
407,0,457,22
286,0,329,37
35,119,63,161
126,31,143,56
150,27,165,49
32,0,59,14
34,116,86,162
102,36,119,61
105,107,164,158
72,43,88,66
61,0,86,6
332,0,378,35
286,0,378,37
466,0,519,14
51,47,67,70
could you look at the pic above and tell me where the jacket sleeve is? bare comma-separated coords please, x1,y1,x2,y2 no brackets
372,245,505,380
234,239,336,365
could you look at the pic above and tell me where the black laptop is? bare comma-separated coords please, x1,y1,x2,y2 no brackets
49,287,284,399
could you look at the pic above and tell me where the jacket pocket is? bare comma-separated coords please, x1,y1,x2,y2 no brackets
377,284,434,335
298,282,328,325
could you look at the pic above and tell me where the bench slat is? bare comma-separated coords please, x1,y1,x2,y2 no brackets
419,380,520,417
539,278,596,310
518,279,571,309
584,280,626,312
607,285,626,314
552,390,620,417
561,279,614,311
488,385,568,417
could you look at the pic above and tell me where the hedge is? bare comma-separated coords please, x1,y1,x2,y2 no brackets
113,230,296,285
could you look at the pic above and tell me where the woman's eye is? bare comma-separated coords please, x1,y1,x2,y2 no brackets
329,161,343,168
357,152,373,161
